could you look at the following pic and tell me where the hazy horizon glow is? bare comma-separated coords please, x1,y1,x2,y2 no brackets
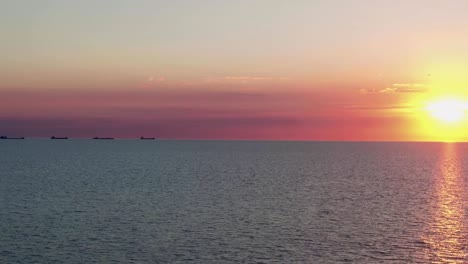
2,1,468,141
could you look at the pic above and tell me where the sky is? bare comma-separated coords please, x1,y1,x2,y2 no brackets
2,0,468,141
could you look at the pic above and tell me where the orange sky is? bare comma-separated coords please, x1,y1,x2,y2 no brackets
1,1,468,141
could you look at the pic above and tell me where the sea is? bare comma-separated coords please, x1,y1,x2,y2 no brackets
1,140,467,263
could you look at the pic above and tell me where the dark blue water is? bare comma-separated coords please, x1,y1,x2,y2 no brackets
1,140,468,263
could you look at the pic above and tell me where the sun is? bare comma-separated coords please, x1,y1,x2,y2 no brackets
425,98,467,124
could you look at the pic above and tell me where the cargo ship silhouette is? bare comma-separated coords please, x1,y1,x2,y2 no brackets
0,136,25,139
51,136,68,139
93,137,114,140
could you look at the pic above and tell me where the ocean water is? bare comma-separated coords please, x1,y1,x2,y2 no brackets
1,140,468,263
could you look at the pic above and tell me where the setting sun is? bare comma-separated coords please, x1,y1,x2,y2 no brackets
426,99,468,124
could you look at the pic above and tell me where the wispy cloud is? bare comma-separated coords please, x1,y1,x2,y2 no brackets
147,76,165,83
142,75,166,88
360,83,429,94
344,104,415,111
224,76,272,81
390,83,428,93
204,76,289,83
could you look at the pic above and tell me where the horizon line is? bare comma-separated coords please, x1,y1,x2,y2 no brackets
1,137,466,143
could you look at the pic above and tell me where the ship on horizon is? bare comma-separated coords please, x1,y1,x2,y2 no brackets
0,136,25,139
92,137,114,140
51,136,68,139
140,137,156,140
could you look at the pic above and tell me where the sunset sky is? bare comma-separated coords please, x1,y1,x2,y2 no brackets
2,0,468,141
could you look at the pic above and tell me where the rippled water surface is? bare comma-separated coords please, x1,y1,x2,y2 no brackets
1,140,468,263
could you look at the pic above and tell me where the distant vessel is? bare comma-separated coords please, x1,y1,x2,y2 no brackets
0,136,25,139
93,137,114,140
51,136,68,139
140,137,156,140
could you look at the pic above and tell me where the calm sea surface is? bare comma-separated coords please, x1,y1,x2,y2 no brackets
1,140,468,263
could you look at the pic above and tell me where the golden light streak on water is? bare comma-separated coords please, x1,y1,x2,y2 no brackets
423,143,467,263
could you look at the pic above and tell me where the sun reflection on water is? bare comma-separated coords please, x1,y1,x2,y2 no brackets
423,143,467,262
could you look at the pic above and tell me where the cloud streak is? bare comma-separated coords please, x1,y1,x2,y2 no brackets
360,83,429,94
